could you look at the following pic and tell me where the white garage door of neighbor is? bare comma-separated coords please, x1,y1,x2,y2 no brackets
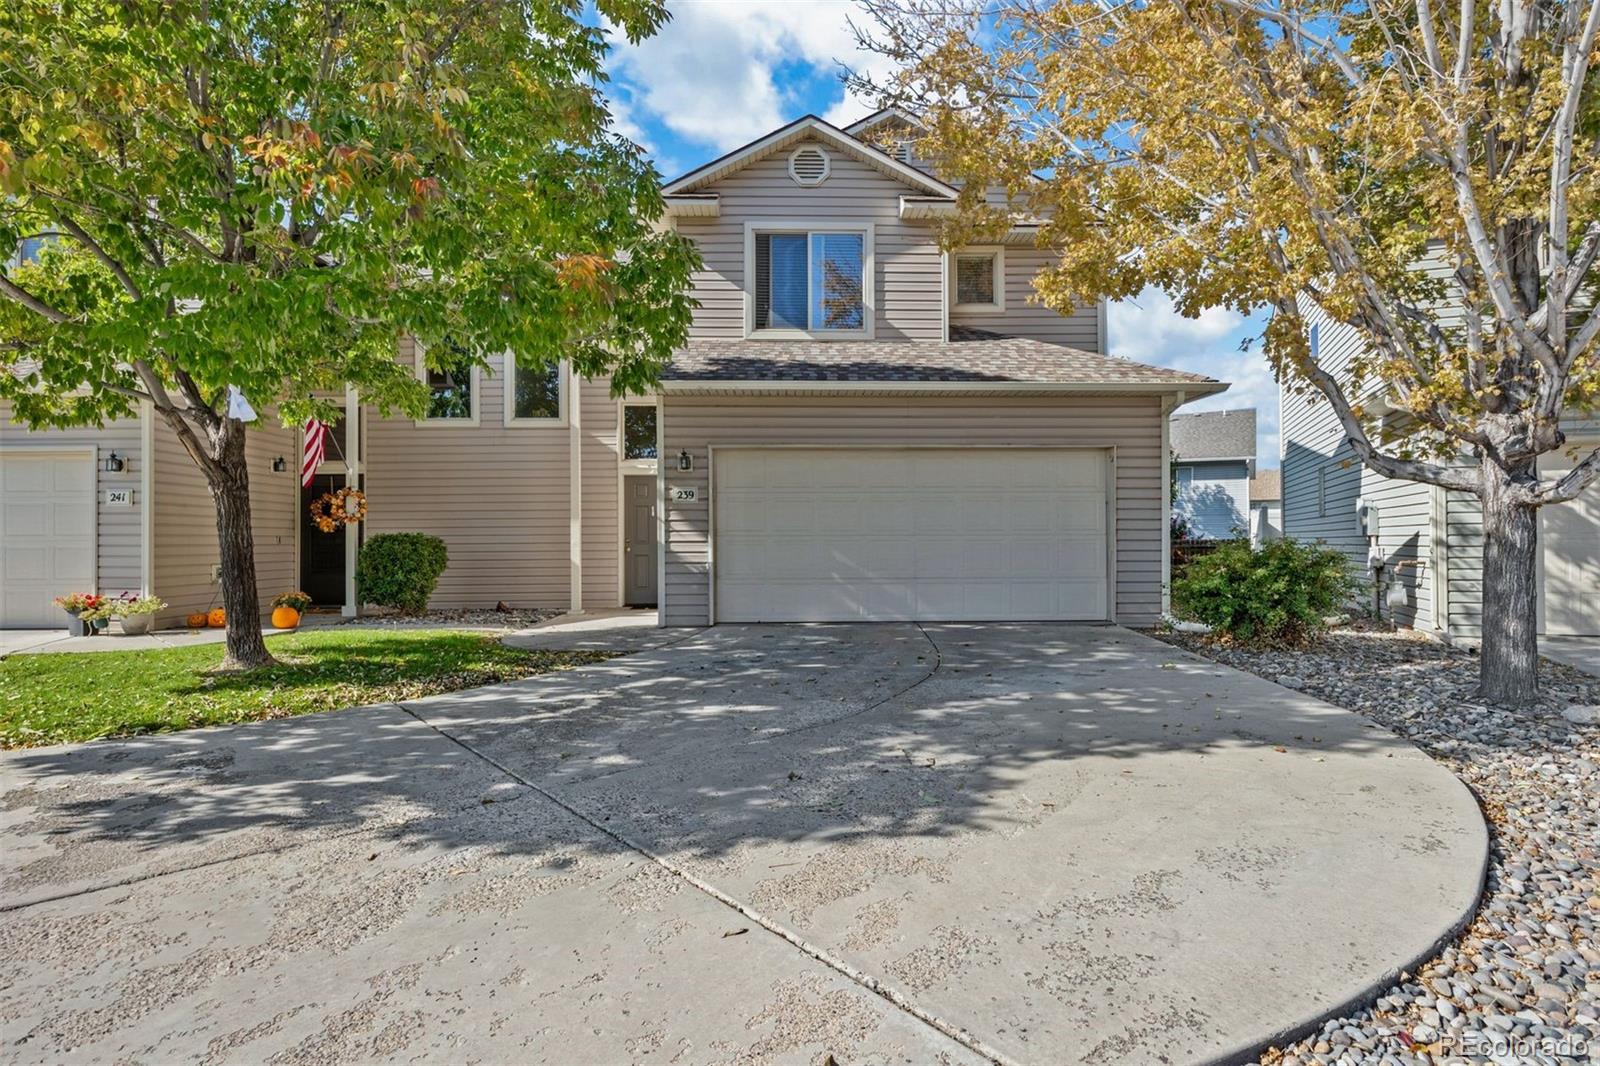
1542,451,1599,636
1,451,97,628
714,447,1110,623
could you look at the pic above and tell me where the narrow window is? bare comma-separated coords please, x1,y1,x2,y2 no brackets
1317,466,1328,517
510,360,561,420
1309,322,1320,359
424,340,474,420
623,406,658,460
753,230,866,332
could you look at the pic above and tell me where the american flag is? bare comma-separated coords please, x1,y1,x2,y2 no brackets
301,418,327,486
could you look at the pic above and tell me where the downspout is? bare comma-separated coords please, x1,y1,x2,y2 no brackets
569,372,583,614
1162,391,1183,616
343,386,361,618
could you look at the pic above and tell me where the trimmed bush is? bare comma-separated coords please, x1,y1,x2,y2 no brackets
355,533,449,615
1172,537,1355,644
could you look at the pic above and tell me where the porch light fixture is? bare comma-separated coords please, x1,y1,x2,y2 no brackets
677,450,693,471
271,456,287,473
104,451,125,473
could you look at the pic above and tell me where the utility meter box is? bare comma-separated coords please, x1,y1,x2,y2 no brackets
1357,498,1381,537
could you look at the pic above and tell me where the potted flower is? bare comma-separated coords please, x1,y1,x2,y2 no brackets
270,591,312,630
114,594,167,636
79,600,116,634
52,592,103,637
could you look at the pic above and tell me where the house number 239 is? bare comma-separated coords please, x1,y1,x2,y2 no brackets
671,486,699,503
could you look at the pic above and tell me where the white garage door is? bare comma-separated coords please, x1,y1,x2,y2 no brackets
1,451,96,627
714,447,1109,623
1542,451,1599,636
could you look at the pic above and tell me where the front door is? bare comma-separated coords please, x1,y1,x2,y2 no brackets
624,474,657,606
300,473,348,607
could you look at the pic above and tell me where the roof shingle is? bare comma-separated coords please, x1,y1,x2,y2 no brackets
661,327,1223,389
1170,408,1257,460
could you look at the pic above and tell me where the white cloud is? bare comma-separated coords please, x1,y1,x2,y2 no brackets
605,0,891,156
1109,288,1283,467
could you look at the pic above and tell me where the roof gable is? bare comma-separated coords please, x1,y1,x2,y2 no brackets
661,115,957,199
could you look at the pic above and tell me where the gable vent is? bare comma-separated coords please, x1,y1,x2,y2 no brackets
788,145,830,187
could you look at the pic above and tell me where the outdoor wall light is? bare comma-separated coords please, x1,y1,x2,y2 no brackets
104,451,125,473
271,456,288,473
677,450,693,472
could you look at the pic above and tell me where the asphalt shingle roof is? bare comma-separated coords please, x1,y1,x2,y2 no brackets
1250,469,1281,502
662,327,1222,388
1170,408,1257,460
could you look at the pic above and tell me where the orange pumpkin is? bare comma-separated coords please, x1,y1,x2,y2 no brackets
207,608,226,628
270,606,301,630
186,612,208,629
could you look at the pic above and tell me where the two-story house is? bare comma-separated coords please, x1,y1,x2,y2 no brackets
1281,306,1598,638
0,111,1226,631
1169,408,1256,541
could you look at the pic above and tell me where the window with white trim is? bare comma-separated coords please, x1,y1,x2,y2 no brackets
623,405,658,460
951,247,1004,312
507,358,563,422
420,338,476,421
752,230,867,333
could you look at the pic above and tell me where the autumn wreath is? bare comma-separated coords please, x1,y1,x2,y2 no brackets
309,488,367,533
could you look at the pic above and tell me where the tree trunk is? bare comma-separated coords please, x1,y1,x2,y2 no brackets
1477,457,1539,705
208,418,275,671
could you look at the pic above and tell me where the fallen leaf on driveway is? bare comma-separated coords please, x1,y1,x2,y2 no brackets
721,928,749,938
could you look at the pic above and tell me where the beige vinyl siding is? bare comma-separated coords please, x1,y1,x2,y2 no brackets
659,394,1166,627
150,416,296,627
580,377,623,610
950,246,1102,350
1,403,145,599
675,136,944,342
1280,303,1437,630
363,339,572,609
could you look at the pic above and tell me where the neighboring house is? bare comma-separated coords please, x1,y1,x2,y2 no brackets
1170,408,1256,540
1,110,1226,630
1249,469,1282,547
1282,306,1599,638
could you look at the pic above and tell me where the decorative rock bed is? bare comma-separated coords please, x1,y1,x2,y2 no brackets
1154,628,1598,1065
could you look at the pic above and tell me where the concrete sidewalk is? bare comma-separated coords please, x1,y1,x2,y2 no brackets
0,624,1486,1065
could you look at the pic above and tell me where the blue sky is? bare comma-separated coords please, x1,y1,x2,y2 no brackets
602,0,1280,466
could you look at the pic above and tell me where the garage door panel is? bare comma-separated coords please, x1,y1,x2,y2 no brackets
714,448,1110,623
1,452,97,628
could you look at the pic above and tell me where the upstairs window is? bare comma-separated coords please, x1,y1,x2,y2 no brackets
951,248,1004,312
752,230,868,334
507,359,563,423
420,339,476,422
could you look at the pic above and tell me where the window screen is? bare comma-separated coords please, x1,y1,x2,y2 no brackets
754,231,865,331
956,254,997,306
511,360,561,420
425,340,474,419
624,406,658,460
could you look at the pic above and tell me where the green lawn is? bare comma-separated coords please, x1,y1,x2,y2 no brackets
0,628,611,748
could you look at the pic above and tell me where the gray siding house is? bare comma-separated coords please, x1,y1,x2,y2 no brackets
1170,408,1256,540
1281,304,1598,638
2,111,1227,630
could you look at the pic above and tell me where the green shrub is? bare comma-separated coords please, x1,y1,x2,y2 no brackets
355,533,449,615
1172,537,1355,644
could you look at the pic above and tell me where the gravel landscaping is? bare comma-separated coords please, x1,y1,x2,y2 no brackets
1155,628,1598,1065
339,606,564,630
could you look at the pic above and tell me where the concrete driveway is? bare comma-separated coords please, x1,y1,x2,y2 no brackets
0,624,1485,1065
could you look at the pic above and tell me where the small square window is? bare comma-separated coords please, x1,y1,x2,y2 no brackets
510,360,561,421
424,339,474,420
952,249,1003,311
624,406,658,460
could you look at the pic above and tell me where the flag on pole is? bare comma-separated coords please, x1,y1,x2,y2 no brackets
301,418,327,487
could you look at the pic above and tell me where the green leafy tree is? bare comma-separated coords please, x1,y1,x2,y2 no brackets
855,0,1599,703
0,0,698,669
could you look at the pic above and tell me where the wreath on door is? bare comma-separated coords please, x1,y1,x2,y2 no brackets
309,487,367,533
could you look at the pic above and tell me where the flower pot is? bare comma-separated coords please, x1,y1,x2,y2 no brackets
90,617,109,633
120,614,155,636
63,611,90,638
270,606,301,630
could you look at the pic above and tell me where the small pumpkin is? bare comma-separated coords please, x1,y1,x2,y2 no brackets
186,612,208,629
270,605,301,630
207,608,226,628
